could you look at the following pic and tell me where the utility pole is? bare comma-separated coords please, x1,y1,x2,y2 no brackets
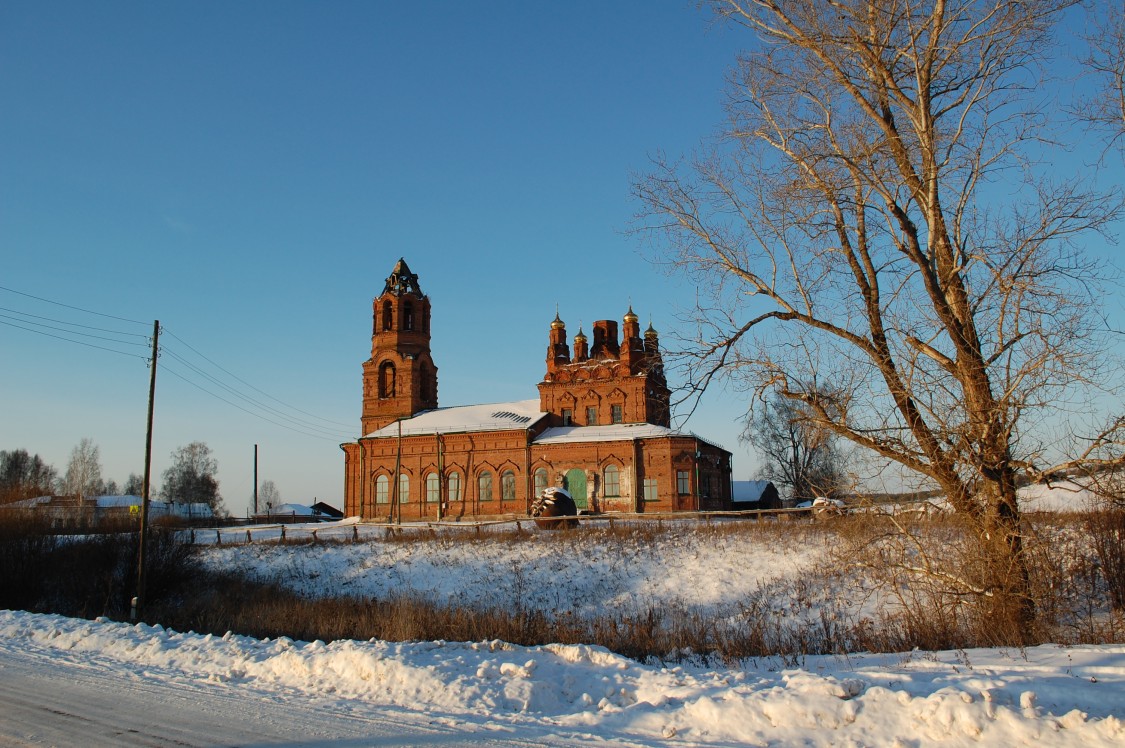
133,319,159,622
253,444,259,516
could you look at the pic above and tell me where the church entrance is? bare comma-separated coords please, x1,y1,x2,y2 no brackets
564,469,587,510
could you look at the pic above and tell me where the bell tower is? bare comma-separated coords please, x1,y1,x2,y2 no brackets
361,258,438,433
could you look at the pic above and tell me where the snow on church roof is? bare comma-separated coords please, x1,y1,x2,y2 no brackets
362,399,547,438
534,423,728,452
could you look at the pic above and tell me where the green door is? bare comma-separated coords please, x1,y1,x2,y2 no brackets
565,469,587,510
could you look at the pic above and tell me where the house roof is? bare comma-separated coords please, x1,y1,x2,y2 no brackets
362,399,547,438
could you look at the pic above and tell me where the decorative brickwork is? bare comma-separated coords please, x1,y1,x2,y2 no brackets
342,260,730,521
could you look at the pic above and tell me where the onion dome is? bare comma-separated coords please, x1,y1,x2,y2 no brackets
624,306,639,323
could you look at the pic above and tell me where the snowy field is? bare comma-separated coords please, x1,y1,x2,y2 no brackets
198,519,836,623
2,609,1123,746
4,516,1124,745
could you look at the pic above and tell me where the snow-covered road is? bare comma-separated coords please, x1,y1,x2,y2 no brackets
0,629,597,747
2,611,1124,747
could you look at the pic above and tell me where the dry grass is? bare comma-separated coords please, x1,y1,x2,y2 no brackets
5,508,1123,664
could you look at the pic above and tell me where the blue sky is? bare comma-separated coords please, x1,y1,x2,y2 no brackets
2,2,1121,515
0,1,755,513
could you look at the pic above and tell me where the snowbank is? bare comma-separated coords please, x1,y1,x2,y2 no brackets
2,610,1122,746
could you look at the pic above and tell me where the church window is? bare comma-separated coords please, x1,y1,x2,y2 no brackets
382,301,393,331
448,472,462,502
501,470,516,502
586,406,597,425
534,468,548,496
643,478,658,502
478,471,493,502
677,470,690,495
379,362,396,398
604,465,620,497
562,409,573,425
611,404,623,424
375,475,390,504
426,472,440,502
398,473,410,503
404,301,414,331
419,365,431,402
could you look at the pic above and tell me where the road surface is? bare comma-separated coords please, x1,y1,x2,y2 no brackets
0,643,603,747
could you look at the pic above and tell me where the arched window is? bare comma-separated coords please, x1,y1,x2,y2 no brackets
501,470,516,502
375,475,389,504
534,468,548,497
404,301,414,331
382,300,393,331
398,473,410,503
419,364,431,403
379,362,396,398
448,471,462,503
604,465,620,497
478,471,493,502
426,472,440,503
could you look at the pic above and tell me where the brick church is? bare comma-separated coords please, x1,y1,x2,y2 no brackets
341,259,733,520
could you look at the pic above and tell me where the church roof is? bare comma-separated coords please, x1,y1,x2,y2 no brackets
534,423,728,452
362,399,547,438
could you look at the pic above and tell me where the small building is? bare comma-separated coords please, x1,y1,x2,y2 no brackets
731,480,781,511
341,259,734,520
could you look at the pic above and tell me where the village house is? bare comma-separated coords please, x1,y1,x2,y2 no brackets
340,259,733,520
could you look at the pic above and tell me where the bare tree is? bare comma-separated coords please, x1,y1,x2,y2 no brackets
122,472,149,497
745,392,844,504
634,0,1123,641
63,438,102,500
0,449,57,502
161,442,223,513
1077,1,1125,151
258,480,281,512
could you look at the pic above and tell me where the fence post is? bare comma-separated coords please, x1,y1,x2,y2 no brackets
281,526,286,541
353,525,359,542
190,528,195,544
216,529,222,545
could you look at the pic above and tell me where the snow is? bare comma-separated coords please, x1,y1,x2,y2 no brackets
5,521,1124,743
362,399,546,438
270,502,318,515
1018,480,1103,512
202,522,809,617
2,609,1122,746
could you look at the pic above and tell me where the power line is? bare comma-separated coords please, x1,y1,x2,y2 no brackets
161,326,354,429
0,311,150,348
160,363,350,443
0,318,149,360
0,285,149,325
0,305,150,338
160,345,352,439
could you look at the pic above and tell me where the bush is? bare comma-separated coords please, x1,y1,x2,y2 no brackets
0,509,196,619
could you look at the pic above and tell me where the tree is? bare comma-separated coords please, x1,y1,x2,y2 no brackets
63,438,102,500
258,480,281,512
122,473,148,497
745,393,844,505
0,449,57,502
1078,2,1125,151
161,442,222,512
634,0,1123,641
